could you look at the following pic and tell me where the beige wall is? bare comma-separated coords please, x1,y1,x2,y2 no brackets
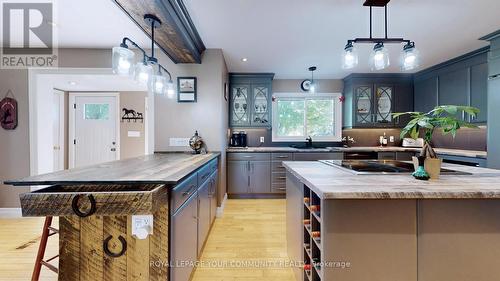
154,49,229,204
0,69,30,208
120,91,147,159
273,79,343,93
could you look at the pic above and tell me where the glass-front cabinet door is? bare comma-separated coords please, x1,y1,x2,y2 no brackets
375,85,393,124
355,85,373,125
250,84,270,126
231,84,250,126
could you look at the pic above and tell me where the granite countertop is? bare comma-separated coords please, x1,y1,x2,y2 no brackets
226,146,487,158
283,161,500,199
5,152,220,186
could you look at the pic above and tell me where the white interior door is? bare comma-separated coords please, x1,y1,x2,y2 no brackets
69,93,120,168
53,90,65,171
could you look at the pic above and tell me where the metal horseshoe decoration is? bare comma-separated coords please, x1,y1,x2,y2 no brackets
103,235,127,258
71,194,97,217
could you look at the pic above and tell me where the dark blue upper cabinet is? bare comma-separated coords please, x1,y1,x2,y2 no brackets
343,74,414,128
413,47,489,124
229,73,274,128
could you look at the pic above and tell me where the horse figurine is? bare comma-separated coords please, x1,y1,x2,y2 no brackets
122,108,136,118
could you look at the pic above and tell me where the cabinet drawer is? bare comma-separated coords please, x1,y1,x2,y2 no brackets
293,152,343,161
271,161,287,172
198,164,212,185
272,173,287,184
227,152,271,161
272,153,293,160
172,173,198,212
20,184,167,217
209,158,218,174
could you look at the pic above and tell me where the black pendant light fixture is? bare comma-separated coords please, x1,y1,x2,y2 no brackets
112,14,175,97
342,0,419,71
300,66,317,93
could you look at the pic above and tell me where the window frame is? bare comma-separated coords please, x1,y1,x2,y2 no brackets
272,92,343,142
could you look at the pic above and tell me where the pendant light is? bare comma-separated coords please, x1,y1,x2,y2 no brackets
400,41,420,71
309,66,317,93
111,14,176,97
342,0,418,71
370,42,390,70
342,41,358,69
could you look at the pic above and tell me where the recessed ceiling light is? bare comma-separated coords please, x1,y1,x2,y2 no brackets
241,58,248,62
68,81,77,86
46,20,58,27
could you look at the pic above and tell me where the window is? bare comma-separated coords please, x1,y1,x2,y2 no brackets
272,93,342,142
84,104,109,120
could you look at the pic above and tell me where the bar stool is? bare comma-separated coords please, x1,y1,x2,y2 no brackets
32,216,59,281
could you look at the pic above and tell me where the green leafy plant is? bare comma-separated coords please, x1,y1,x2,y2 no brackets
393,105,479,158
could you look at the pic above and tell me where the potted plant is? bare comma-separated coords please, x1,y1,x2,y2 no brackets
393,105,479,179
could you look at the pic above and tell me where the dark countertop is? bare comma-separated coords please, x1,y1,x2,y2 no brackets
5,152,220,186
226,146,487,159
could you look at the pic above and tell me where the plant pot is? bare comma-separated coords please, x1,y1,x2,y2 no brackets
412,156,442,179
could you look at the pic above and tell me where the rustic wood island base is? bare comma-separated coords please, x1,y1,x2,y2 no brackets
6,153,220,281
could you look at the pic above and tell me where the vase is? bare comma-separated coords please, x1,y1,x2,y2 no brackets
412,156,430,180
412,156,442,179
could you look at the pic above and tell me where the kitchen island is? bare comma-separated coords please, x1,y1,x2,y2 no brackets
5,152,220,281
284,160,500,281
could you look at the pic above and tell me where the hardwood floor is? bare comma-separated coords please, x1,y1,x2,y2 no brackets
0,217,59,281
191,199,295,281
0,199,295,281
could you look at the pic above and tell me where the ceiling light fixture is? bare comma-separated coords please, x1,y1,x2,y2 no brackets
112,14,174,96
241,58,248,62
342,0,419,71
68,81,77,86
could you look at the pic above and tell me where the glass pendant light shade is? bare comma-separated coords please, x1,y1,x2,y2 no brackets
401,42,420,71
112,46,135,76
370,43,390,70
153,74,167,95
166,80,175,98
134,62,153,87
342,42,358,69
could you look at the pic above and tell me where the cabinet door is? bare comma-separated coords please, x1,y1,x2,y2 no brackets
250,84,271,126
230,84,251,126
249,161,271,193
470,63,488,123
209,172,218,225
374,85,394,125
414,77,438,113
197,180,210,255
227,161,249,194
354,85,374,125
171,193,198,281
439,69,469,120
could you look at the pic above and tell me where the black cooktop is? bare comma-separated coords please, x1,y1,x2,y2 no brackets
319,160,471,175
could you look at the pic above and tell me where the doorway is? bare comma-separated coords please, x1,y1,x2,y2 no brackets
53,89,65,171
69,93,120,168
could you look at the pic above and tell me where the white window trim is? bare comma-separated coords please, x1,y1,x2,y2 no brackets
272,92,343,142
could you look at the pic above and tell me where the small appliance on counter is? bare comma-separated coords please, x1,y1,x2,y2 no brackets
402,138,424,148
229,131,247,147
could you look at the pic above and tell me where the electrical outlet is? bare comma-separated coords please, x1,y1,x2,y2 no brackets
169,138,190,147
260,136,265,143
389,136,395,143
132,215,154,239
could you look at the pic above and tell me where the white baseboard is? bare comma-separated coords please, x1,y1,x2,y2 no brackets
216,193,228,218
0,208,22,218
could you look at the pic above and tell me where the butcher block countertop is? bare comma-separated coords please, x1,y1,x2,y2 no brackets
5,152,220,186
283,161,500,199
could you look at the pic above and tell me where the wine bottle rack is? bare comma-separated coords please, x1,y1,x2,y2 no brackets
303,185,322,281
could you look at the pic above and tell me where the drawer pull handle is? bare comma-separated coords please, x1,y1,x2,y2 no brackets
277,177,286,180
243,156,254,158
182,185,196,196
277,156,289,158
71,194,96,217
103,235,127,258
273,187,286,190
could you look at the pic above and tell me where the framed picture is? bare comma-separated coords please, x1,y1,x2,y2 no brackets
177,77,197,102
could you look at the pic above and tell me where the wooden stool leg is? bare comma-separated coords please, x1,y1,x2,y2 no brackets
31,216,53,281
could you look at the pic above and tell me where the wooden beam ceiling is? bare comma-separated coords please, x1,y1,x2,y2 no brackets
113,0,205,64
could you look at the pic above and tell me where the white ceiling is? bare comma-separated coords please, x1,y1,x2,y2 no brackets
46,73,147,92
184,0,500,78
2,0,499,79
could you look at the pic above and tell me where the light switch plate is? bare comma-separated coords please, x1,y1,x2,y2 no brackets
389,136,395,143
260,136,265,143
169,138,190,147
